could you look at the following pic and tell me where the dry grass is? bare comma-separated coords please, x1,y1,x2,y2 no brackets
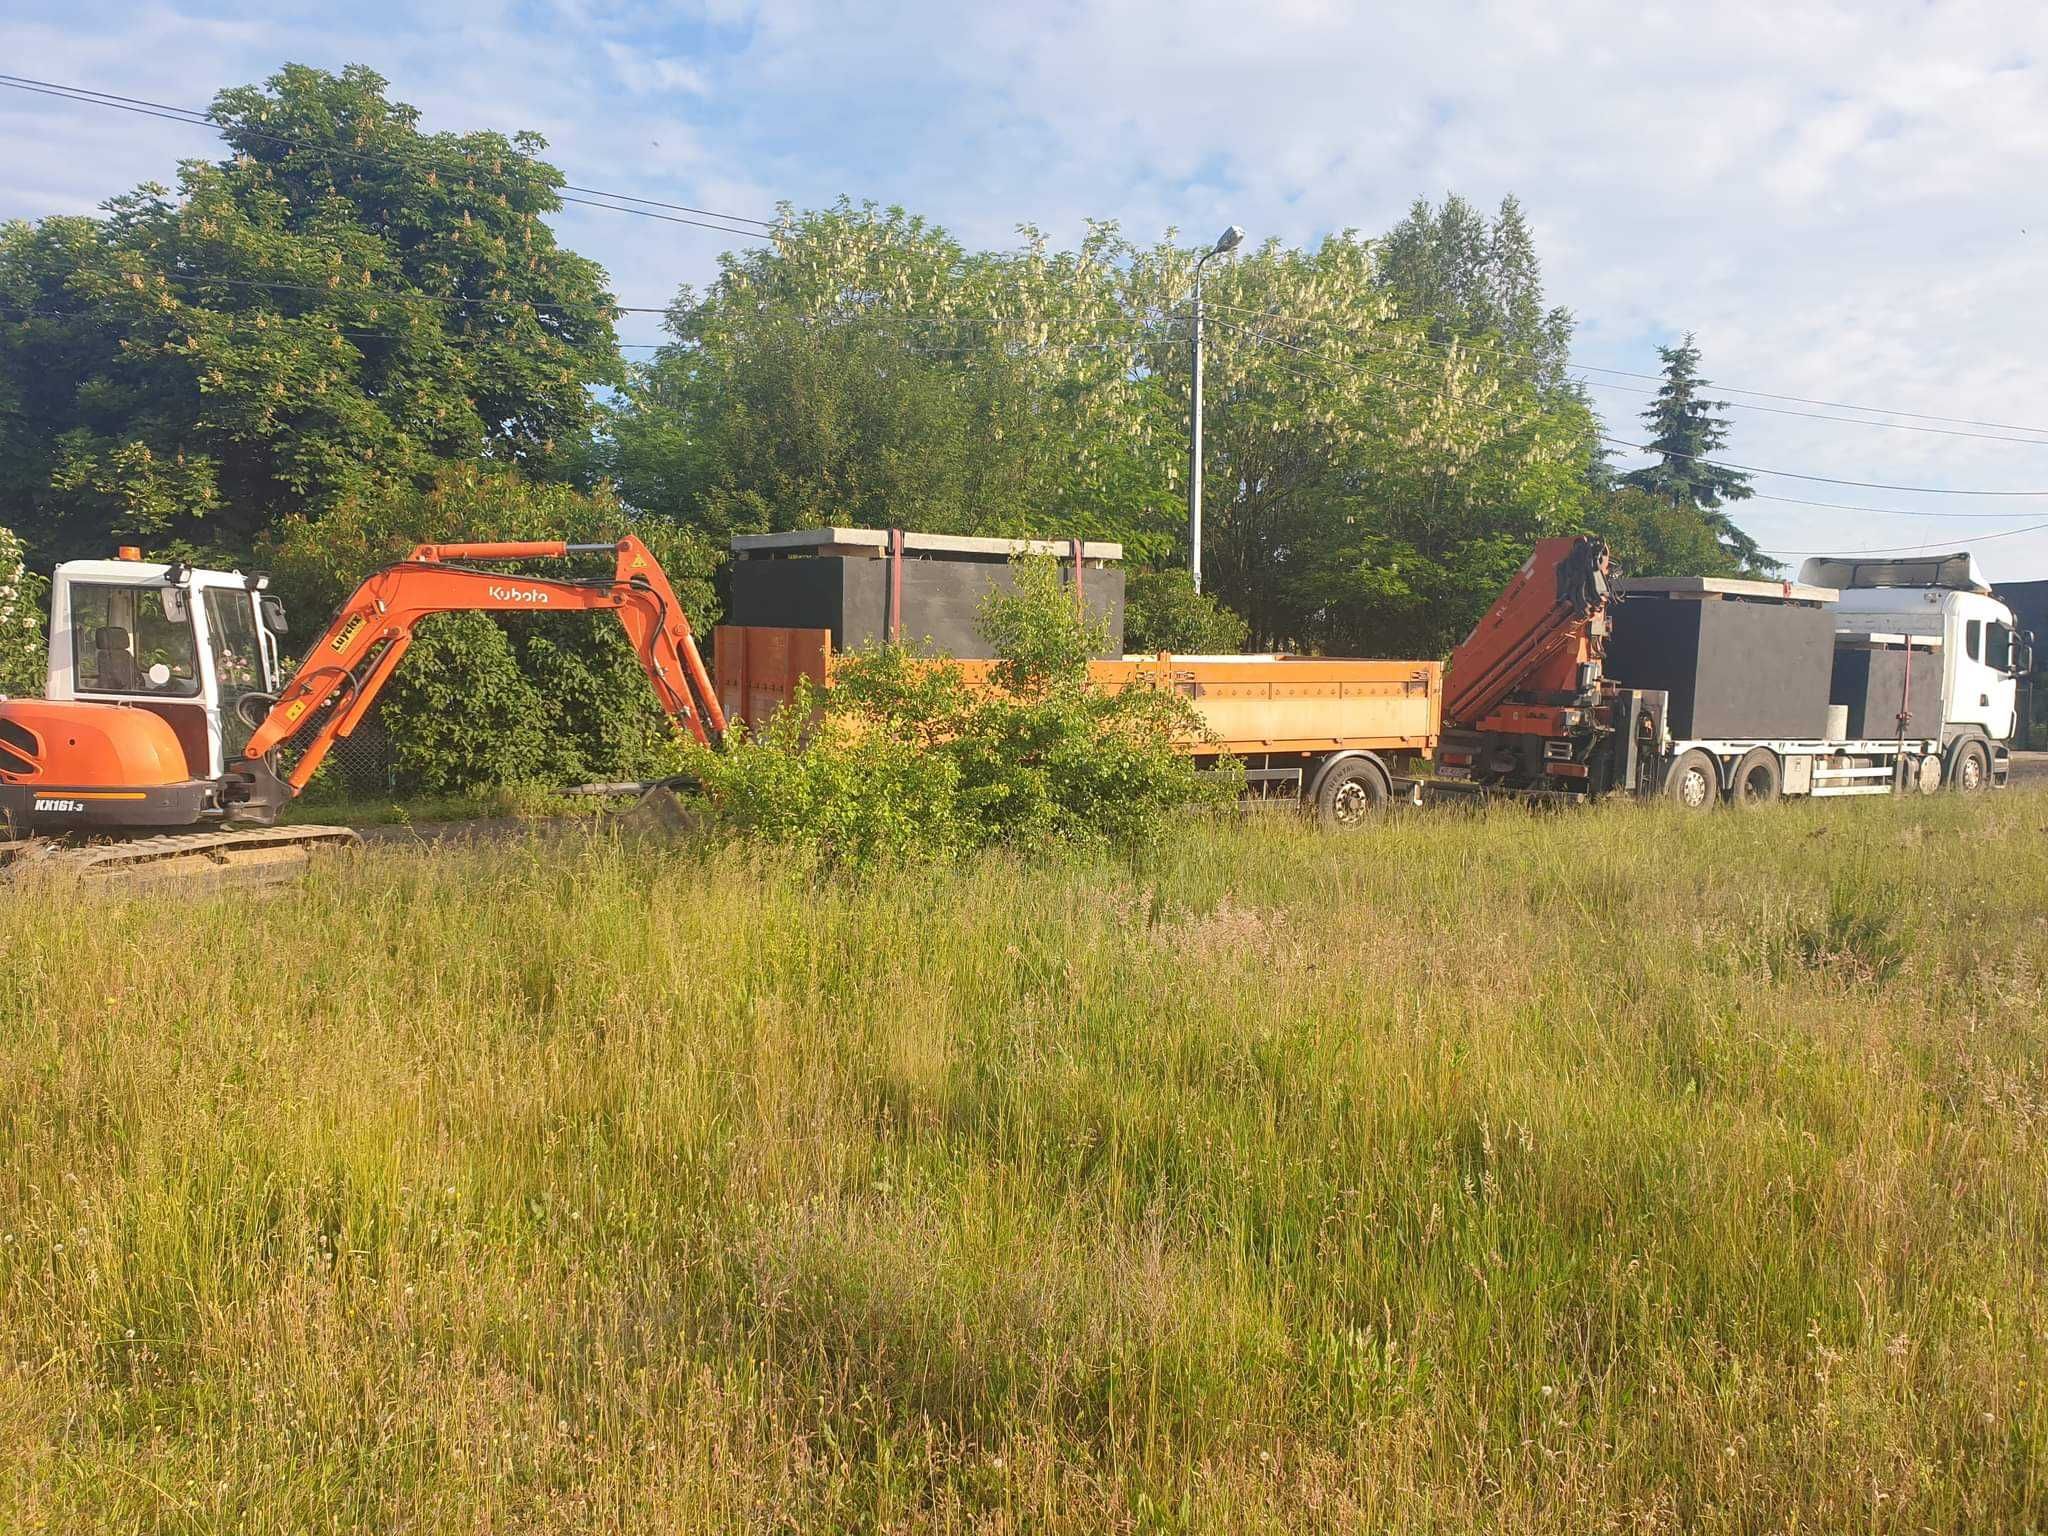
3,791,2046,1532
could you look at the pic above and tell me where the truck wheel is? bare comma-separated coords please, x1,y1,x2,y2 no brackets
1731,748,1781,807
1664,749,1720,811
1315,759,1388,827
1949,739,1990,793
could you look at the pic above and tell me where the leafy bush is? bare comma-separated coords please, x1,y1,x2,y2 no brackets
684,687,967,867
0,524,45,696
1124,567,1251,655
383,614,563,794
685,558,1237,866
265,465,718,792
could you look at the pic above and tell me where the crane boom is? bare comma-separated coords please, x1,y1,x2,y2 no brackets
1443,536,1613,731
225,535,723,823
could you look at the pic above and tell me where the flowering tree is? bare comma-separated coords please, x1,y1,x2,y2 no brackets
0,524,44,696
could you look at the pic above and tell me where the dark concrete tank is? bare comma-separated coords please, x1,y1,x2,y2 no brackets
1607,577,1838,740
727,528,1125,658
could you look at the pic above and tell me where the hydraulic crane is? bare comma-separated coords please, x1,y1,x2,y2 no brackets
1436,535,1646,795
0,537,723,877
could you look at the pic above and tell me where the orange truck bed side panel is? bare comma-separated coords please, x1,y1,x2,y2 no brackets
712,627,1442,754
715,625,833,735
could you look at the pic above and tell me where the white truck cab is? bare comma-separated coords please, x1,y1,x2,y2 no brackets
1800,552,2030,753
43,548,288,780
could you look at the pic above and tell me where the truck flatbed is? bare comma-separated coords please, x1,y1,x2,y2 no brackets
713,628,1440,756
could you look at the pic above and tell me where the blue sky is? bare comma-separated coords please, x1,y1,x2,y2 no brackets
6,0,2048,577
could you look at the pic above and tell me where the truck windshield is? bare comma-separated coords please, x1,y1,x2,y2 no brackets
70,584,201,697
1988,622,2014,672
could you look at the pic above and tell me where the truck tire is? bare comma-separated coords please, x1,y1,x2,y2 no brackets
1731,747,1781,807
1664,748,1720,811
1314,758,1388,827
1949,738,1990,794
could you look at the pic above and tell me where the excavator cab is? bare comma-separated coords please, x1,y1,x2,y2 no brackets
1,550,287,835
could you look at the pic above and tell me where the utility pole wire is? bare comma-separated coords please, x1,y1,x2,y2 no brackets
1759,518,2048,557
1597,434,2048,497
0,74,776,240
1199,295,2048,442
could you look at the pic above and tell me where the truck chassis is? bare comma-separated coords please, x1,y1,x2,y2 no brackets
1436,693,2006,808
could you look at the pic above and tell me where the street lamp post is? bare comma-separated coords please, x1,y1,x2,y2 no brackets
1189,224,1244,594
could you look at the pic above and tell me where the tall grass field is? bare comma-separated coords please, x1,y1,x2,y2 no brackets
4,793,2046,1532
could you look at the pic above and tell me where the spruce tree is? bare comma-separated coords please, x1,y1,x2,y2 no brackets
1621,334,1768,569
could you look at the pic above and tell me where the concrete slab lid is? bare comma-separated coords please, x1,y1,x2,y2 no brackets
1615,575,1839,603
730,526,1123,562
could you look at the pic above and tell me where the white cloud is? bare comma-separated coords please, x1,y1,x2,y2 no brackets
5,0,2048,573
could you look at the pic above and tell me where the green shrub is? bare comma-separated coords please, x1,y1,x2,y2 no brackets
686,684,967,867
1124,567,1251,654
383,614,563,794
0,523,46,696
685,557,1237,866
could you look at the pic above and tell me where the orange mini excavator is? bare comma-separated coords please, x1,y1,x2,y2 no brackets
0,537,723,876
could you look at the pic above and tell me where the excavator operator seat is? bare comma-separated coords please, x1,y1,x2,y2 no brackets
93,626,139,692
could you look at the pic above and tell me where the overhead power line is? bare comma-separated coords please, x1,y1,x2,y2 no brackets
1200,295,2048,443
17,69,2048,463
1597,435,2048,497
0,74,776,241
1760,519,2048,557
1736,495,2039,528
1569,374,2048,448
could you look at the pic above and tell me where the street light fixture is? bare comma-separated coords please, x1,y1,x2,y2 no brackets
1189,224,1244,594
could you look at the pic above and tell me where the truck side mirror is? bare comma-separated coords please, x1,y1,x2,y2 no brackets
260,595,289,638
162,587,189,624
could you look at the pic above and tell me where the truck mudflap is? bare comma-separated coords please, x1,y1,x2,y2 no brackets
0,779,212,836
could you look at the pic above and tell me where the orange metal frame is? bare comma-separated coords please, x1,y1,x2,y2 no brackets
243,537,725,791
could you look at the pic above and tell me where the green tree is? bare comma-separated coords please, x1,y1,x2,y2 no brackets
0,63,621,565
601,203,1179,558
1123,568,1250,654
0,523,45,695
612,198,1603,661
1585,486,1743,579
1375,193,1574,387
1619,334,1770,570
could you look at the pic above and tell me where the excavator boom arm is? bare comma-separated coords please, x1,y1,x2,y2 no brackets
239,536,723,800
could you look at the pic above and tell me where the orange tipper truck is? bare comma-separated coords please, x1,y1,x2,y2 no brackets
712,527,1441,825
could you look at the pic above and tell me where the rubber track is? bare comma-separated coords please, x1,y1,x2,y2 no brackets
2,824,362,880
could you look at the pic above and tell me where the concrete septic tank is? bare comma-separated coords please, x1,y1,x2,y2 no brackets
1606,577,1839,741
1830,636,1943,740
727,528,1126,658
